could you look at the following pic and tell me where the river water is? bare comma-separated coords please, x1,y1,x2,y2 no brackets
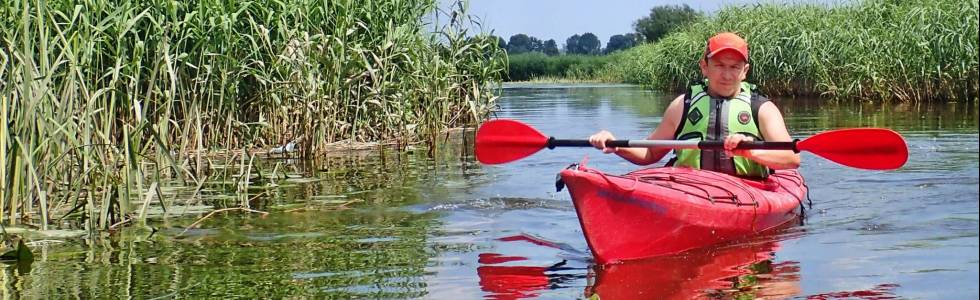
6,84,978,299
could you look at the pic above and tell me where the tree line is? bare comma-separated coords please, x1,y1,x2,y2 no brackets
496,4,702,56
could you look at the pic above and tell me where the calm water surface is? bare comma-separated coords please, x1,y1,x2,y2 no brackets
6,84,978,299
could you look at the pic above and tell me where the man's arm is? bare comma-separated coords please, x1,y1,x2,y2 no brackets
740,101,801,169
610,95,685,165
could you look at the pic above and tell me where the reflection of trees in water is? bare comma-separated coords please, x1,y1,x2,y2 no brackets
500,85,671,118
778,97,977,133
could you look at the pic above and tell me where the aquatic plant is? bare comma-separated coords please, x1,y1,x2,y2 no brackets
605,0,979,102
0,0,505,230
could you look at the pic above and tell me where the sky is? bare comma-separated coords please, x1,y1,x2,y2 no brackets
454,0,846,47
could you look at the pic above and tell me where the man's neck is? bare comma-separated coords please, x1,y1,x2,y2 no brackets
707,88,738,98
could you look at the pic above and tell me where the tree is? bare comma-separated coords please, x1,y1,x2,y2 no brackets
626,33,645,44
605,34,638,54
565,34,581,54
566,33,601,55
507,34,532,54
529,37,544,53
578,32,601,55
494,35,507,50
634,4,703,43
543,39,559,56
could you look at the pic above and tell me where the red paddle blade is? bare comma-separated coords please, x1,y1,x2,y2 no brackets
798,128,908,170
475,119,549,164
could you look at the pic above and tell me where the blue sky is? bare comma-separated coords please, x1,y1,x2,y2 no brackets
453,0,846,47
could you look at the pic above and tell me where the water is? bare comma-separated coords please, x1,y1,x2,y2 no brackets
5,84,978,299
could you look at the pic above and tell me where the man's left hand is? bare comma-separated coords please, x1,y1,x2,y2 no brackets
724,134,755,158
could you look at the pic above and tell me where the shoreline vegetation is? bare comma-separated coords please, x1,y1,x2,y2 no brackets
0,0,504,234
508,0,979,103
507,53,619,83
0,0,975,239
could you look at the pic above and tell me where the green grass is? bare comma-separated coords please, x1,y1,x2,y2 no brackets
506,52,618,82
603,0,979,102
0,0,505,231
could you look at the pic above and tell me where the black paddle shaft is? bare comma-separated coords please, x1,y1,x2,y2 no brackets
547,137,800,152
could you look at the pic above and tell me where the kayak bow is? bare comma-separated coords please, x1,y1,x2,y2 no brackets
559,164,806,264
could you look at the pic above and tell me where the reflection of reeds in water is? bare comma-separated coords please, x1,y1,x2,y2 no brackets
604,0,978,102
3,132,476,297
10,206,439,298
0,0,505,231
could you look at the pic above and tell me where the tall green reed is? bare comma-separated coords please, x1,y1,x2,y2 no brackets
0,0,505,231
604,0,979,102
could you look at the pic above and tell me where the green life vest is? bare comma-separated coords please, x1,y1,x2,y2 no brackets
670,81,770,179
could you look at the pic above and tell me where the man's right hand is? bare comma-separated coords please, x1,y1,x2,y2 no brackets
588,130,618,154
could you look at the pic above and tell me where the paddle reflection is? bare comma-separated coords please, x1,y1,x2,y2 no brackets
477,253,583,299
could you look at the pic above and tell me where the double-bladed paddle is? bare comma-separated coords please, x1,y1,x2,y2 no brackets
474,119,908,170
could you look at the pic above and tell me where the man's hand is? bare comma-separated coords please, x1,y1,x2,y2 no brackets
588,130,618,154
724,134,755,158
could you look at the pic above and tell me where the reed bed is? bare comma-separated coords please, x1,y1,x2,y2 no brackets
602,0,979,102
0,0,505,231
506,52,618,82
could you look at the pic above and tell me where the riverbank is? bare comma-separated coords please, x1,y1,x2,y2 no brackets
602,0,978,102
0,0,504,231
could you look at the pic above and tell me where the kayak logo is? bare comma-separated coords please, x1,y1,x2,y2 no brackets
597,190,667,215
738,111,751,125
688,108,703,124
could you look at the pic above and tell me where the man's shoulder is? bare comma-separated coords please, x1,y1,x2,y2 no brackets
751,93,770,104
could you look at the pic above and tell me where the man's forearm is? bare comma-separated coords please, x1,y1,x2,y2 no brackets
746,149,800,169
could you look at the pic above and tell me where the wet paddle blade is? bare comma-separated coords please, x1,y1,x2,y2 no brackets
798,128,908,170
475,119,549,164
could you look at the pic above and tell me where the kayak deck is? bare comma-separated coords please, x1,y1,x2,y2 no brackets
559,165,806,264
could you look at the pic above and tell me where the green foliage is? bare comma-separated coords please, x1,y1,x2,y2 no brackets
507,33,532,54
543,39,560,56
507,33,544,54
634,4,704,43
607,0,979,102
507,53,617,81
605,34,640,54
566,33,602,55
0,0,506,230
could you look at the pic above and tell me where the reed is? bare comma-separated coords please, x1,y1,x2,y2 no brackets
604,0,979,102
0,0,505,230
507,52,618,82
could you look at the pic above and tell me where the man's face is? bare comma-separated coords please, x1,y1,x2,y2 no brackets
699,50,750,97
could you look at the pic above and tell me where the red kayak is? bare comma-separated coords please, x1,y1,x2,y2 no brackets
559,163,806,264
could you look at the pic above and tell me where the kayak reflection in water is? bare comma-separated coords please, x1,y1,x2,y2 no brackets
584,232,801,300
588,32,800,178
476,231,800,299
478,231,902,300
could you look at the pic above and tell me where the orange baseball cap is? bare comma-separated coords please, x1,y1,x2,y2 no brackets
705,32,749,61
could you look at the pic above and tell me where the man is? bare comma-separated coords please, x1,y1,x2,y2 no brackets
588,32,800,178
